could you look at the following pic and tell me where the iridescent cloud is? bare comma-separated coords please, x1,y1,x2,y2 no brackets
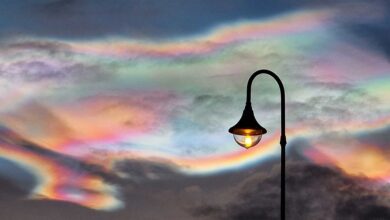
0,127,122,210
65,10,332,58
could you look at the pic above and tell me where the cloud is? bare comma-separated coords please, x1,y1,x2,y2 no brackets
0,124,122,183
0,124,123,210
327,0,390,60
193,161,390,220
0,101,75,149
0,177,30,199
356,125,390,149
0,40,109,85
112,159,181,182
2,40,71,54
285,84,384,129
302,126,390,181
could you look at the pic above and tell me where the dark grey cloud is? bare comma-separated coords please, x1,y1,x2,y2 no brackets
0,177,31,200
193,161,390,220
1,40,71,54
356,125,390,149
113,159,181,182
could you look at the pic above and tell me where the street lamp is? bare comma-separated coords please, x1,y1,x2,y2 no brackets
229,69,287,220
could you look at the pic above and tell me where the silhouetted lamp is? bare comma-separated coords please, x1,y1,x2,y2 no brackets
228,69,287,220
229,102,267,148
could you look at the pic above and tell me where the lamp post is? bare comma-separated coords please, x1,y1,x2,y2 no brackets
229,69,286,220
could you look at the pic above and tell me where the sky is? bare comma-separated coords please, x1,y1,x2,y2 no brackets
0,0,389,219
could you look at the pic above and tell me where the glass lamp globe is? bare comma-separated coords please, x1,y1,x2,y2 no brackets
233,134,262,148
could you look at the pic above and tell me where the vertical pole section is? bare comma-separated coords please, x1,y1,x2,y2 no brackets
281,135,286,220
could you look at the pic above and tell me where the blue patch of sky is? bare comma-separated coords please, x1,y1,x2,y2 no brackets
0,157,37,192
0,0,299,39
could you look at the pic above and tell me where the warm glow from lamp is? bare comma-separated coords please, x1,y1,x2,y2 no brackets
245,136,252,146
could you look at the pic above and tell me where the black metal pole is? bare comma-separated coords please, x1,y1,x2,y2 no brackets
281,137,286,220
246,69,286,220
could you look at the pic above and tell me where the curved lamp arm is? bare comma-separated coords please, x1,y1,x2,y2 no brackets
246,69,286,146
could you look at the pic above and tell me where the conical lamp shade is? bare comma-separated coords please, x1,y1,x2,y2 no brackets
229,103,267,135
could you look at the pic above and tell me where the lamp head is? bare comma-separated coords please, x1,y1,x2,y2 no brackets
229,103,267,148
